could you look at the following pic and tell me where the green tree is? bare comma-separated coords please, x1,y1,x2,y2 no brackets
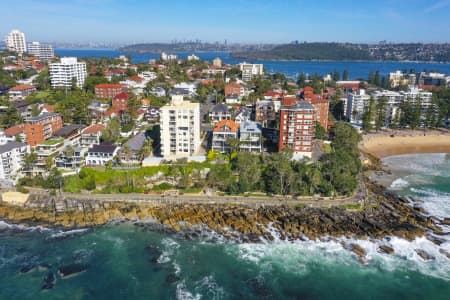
333,70,340,82
342,69,349,81
314,121,327,139
101,118,121,143
375,97,388,131
232,152,263,192
297,73,307,88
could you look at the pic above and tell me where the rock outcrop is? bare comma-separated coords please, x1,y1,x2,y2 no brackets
0,181,440,243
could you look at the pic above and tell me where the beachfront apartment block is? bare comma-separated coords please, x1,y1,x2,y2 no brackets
239,62,264,81
5,29,26,54
49,57,87,88
27,42,54,61
0,141,30,184
279,101,315,159
346,89,371,124
24,112,63,147
159,95,201,158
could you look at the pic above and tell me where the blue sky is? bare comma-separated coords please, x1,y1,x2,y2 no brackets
1,0,450,44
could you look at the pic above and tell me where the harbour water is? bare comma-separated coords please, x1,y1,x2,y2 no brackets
0,153,449,299
54,49,450,80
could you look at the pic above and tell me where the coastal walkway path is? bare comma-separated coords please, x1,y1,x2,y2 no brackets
56,192,361,208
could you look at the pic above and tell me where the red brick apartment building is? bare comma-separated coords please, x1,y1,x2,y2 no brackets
112,92,129,111
302,86,330,130
24,113,63,147
94,83,124,99
278,100,316,159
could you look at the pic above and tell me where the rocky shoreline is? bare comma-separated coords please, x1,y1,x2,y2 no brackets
1,181,448,263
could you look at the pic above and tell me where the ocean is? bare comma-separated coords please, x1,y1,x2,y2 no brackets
54,49,450,80
0,153,449,299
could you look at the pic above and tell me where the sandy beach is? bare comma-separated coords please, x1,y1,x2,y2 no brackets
360,129,450,158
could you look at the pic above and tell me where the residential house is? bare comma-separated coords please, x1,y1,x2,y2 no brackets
55,146,87,169
239,121,262,153
209,104,232,125
8,84,36,99
212,120,239,153
34,138,65,174
0,141,30,184
120,132,147,164
234,107,252,123
4,124,26,143
80,124,105,148
149,86,166,97
225,82,245,97
255,100,276,127
24,112,63,147
225,94,241,105
52,124,86,146
86,143,119,166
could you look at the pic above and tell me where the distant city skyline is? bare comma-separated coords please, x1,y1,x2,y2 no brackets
1,0,450,45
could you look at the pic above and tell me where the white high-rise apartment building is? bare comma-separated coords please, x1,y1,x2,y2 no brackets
5,29,26,54
49,57,87,88
0,141,30,184
239,62,264,81
346,89,371,124
160,95,201,158
28,42,54,61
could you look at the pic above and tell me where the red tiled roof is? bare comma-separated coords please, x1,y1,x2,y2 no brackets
41,104,55,113
213,120,239,133
4,124,25,136
113,92,129,100
226,82,241,88
95,83,122,89
127,76,144,82
9,84,35,92
82,124,106,134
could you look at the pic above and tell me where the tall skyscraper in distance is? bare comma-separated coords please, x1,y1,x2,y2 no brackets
5,29,26,54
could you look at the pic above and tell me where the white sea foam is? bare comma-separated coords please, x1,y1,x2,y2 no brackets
49,228,89,239
233,232,450,281
390,178,410,189
158,238,180,263
0,220,50,232
176,281,202,300
409,188,450,219
194,275,225,300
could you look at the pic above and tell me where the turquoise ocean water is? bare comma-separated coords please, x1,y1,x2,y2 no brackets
0,153,449,299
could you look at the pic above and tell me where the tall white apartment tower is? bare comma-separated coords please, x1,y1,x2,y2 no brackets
49,57,87,88
28,42,54,61
160,95,201,158
5,29,27,54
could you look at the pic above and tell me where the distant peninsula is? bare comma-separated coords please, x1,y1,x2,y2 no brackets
231,42,450,62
